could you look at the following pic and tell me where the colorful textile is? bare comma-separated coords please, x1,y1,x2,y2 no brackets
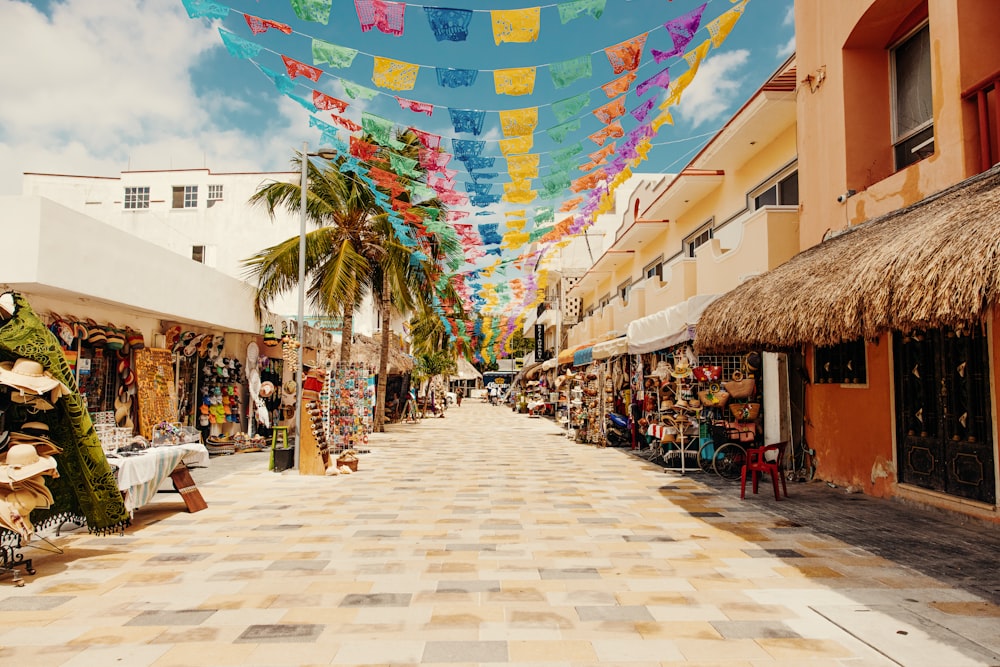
0,293,128,533
491,8,540,44
453,139,485,160
342,80,379,100
661,40,709,108
448,108,486,135
390,153,421,178
652,3,706,62
631,97,657,122
462,156,495,170
588,144,615,164
373,57,419,91
469,193,501,207
557,0,606,23
529,224,554,241
499,107,538,137
465,182,494,196
312,90,348,112
534,207,554,223
552,142,583,165
546,119,580,143
362,112,404,148
499,134,533,155
330,114,362,132
354,0,406,36
503,187,537,205
282,55,322,82
494,67,536,96
559,196,583,211
424,7,472,42
479,223,502,245
428,174,455,192
245,14,292,35
308,116,342,147
395,96,433,116
605,33,647,74
181,0,228,19
507,153,539,180
312,40,358,68
637,66,670,97
592,96,625,124
470,171,498,180
436,67,478,88
540,171,571,197
260,66,295,94
218,28,260,59
707,0,747,47
550,55,592,89
502,231,530,249
350,136,379,161
601,71,636,98
588,122,623,146
552,91,590,123
291,0,332,24
413,129,441,150
571,170,605,192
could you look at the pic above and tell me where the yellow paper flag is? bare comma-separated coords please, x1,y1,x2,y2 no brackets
507,153,540,180
491,8,541,44
494,67,536,96
372,56,419,91
499,134,534,155
707,0,748,47
499,107,538,137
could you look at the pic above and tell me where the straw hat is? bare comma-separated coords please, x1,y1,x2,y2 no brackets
259,381,276,399
0,359,70,401
0,444,58,485
670,357,693,379
9,392,54,412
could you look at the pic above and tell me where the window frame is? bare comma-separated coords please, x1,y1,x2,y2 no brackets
643,255,664,281
617,280,632,304
890,21,934,170
814,338,869,386
191,245,206,264
207,184,224,207
749,167,799,211
172,185,199,209
683,221,714,258
123,186,150,210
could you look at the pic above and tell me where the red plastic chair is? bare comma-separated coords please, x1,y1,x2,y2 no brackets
741,441,789,500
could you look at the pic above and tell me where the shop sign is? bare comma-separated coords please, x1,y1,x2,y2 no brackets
534,324,544,359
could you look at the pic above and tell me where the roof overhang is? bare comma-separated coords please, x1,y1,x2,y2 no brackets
566,249,635,297
696,166,1000,353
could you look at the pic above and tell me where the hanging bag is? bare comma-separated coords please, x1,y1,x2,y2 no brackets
698,383,730,408
722,370,756,399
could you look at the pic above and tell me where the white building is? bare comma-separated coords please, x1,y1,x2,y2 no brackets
20,168,378,336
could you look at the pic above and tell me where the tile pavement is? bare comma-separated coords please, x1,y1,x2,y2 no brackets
0,399,997,666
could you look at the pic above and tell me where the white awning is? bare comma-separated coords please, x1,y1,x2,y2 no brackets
627,294,719,354
541,357,558,370
592,336,628,360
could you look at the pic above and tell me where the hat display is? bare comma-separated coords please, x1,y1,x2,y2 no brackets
670,357,693,379
259,381,276,398
0,444,58,485
0,358,71,402
9,392,54,412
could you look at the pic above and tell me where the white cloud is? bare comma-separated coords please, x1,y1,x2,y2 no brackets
675,50,750,129
783,4,795,26
0,0,301,194
777,35,796,59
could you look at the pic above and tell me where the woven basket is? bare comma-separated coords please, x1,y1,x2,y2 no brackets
336,456,358,471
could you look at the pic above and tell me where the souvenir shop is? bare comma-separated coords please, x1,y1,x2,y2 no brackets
295,363,374,476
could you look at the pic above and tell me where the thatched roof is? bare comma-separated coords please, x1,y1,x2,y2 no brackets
696,165,1000,354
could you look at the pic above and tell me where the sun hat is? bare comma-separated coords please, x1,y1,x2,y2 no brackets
0,359,71,401
8,433,64,459
259,381,276,398
0,443,58,485
670,357,693,379
9,391,54,412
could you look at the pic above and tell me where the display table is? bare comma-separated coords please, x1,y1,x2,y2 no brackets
108,443,209,515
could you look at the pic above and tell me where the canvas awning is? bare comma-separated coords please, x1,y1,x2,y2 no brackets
627,294,719,354
592,336,628,360
696,166,1000,353
573,346,593,367
557,344,587,366
541,357,558,371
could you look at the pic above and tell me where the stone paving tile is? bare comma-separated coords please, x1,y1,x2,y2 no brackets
3,401,999,666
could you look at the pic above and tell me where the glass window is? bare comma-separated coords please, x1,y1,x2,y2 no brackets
685,227,712,258
892,24,933,169
815,338,868,385
192,245,205,263
124,186,149,210
172,185,198,208
752,170,798,210
618,281,631,303
207,184,223,207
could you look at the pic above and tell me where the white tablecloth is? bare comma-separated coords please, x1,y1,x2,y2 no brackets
110,443,209,514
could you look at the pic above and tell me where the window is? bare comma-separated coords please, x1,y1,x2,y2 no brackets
598,294,610,309
815,338,868,385
684,224,713,258
123,186,149,210
172,185,198,209
891,23,933,169
192,246,206,264
752,170,799,210
618,281,631,303
644,256,663,281
207,184,223,207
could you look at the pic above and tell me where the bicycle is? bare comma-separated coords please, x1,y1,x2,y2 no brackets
705,421,757,479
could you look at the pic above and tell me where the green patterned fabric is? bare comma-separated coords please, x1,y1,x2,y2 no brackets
342,80,379,100
534,207,554,223
312,39,357,68
409,184,435,203
389,153,421,179
529,225,554,241
549,55,592,89
362,113,404,149
552,142,583,166
558,0,606,23
552,92,590,123
546,119,580,144
292,0,332,24
0,293,128,534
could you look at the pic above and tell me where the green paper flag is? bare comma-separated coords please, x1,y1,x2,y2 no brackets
552,91,590,123
312,39,357,68
292,0,332,24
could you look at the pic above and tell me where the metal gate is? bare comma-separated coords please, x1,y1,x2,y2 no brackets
893,327,996,504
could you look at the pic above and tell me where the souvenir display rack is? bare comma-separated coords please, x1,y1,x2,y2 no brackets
582,362,603,444
330,363,372,454
133,348,177,440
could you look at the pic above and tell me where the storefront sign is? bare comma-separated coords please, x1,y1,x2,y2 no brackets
534,324,544,359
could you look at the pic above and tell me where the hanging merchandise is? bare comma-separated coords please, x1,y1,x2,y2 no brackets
133,348,177,440
329,363,372,454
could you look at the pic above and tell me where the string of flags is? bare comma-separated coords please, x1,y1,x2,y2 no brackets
181,0,751,361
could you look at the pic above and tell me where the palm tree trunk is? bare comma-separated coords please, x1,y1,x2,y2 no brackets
374,281,392,433
340,287,354,363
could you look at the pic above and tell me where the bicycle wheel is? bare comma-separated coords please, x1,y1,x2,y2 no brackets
713,443,747,479
696,441,717,473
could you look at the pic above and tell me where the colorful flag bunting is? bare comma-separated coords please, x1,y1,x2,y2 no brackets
413,129,441,150
605,33,648,74
312,91,348,113
498,107,538,137
245,14,292,35
600,71,637,98
342,80,379,100
557,0,606,24
312,40,358,68
652,3,706,62
550,55,592,89
494,67,536,96
491,8,540,44
552,91,590,123
631,97,657,122
592,96,626,124
499,135,534,155
707,0,747,47
424,7,472,42
373,57,419,91
218,28,260,59
354,0,406,36
636,66,670,97
507,153,539,180
395,96,433,116
435,68,478,88
588,122,623,146
449,109,486,135
330,114,362,132
182,0,228,19
291,0,332,24
362,112,405,148
546,119,580,144
282,55,322,82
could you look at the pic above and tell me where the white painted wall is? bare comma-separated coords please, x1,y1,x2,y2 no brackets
21,169,378,336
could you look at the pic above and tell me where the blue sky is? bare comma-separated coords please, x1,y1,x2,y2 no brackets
0,0,794,199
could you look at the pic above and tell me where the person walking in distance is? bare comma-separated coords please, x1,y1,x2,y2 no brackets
456,388,463,407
